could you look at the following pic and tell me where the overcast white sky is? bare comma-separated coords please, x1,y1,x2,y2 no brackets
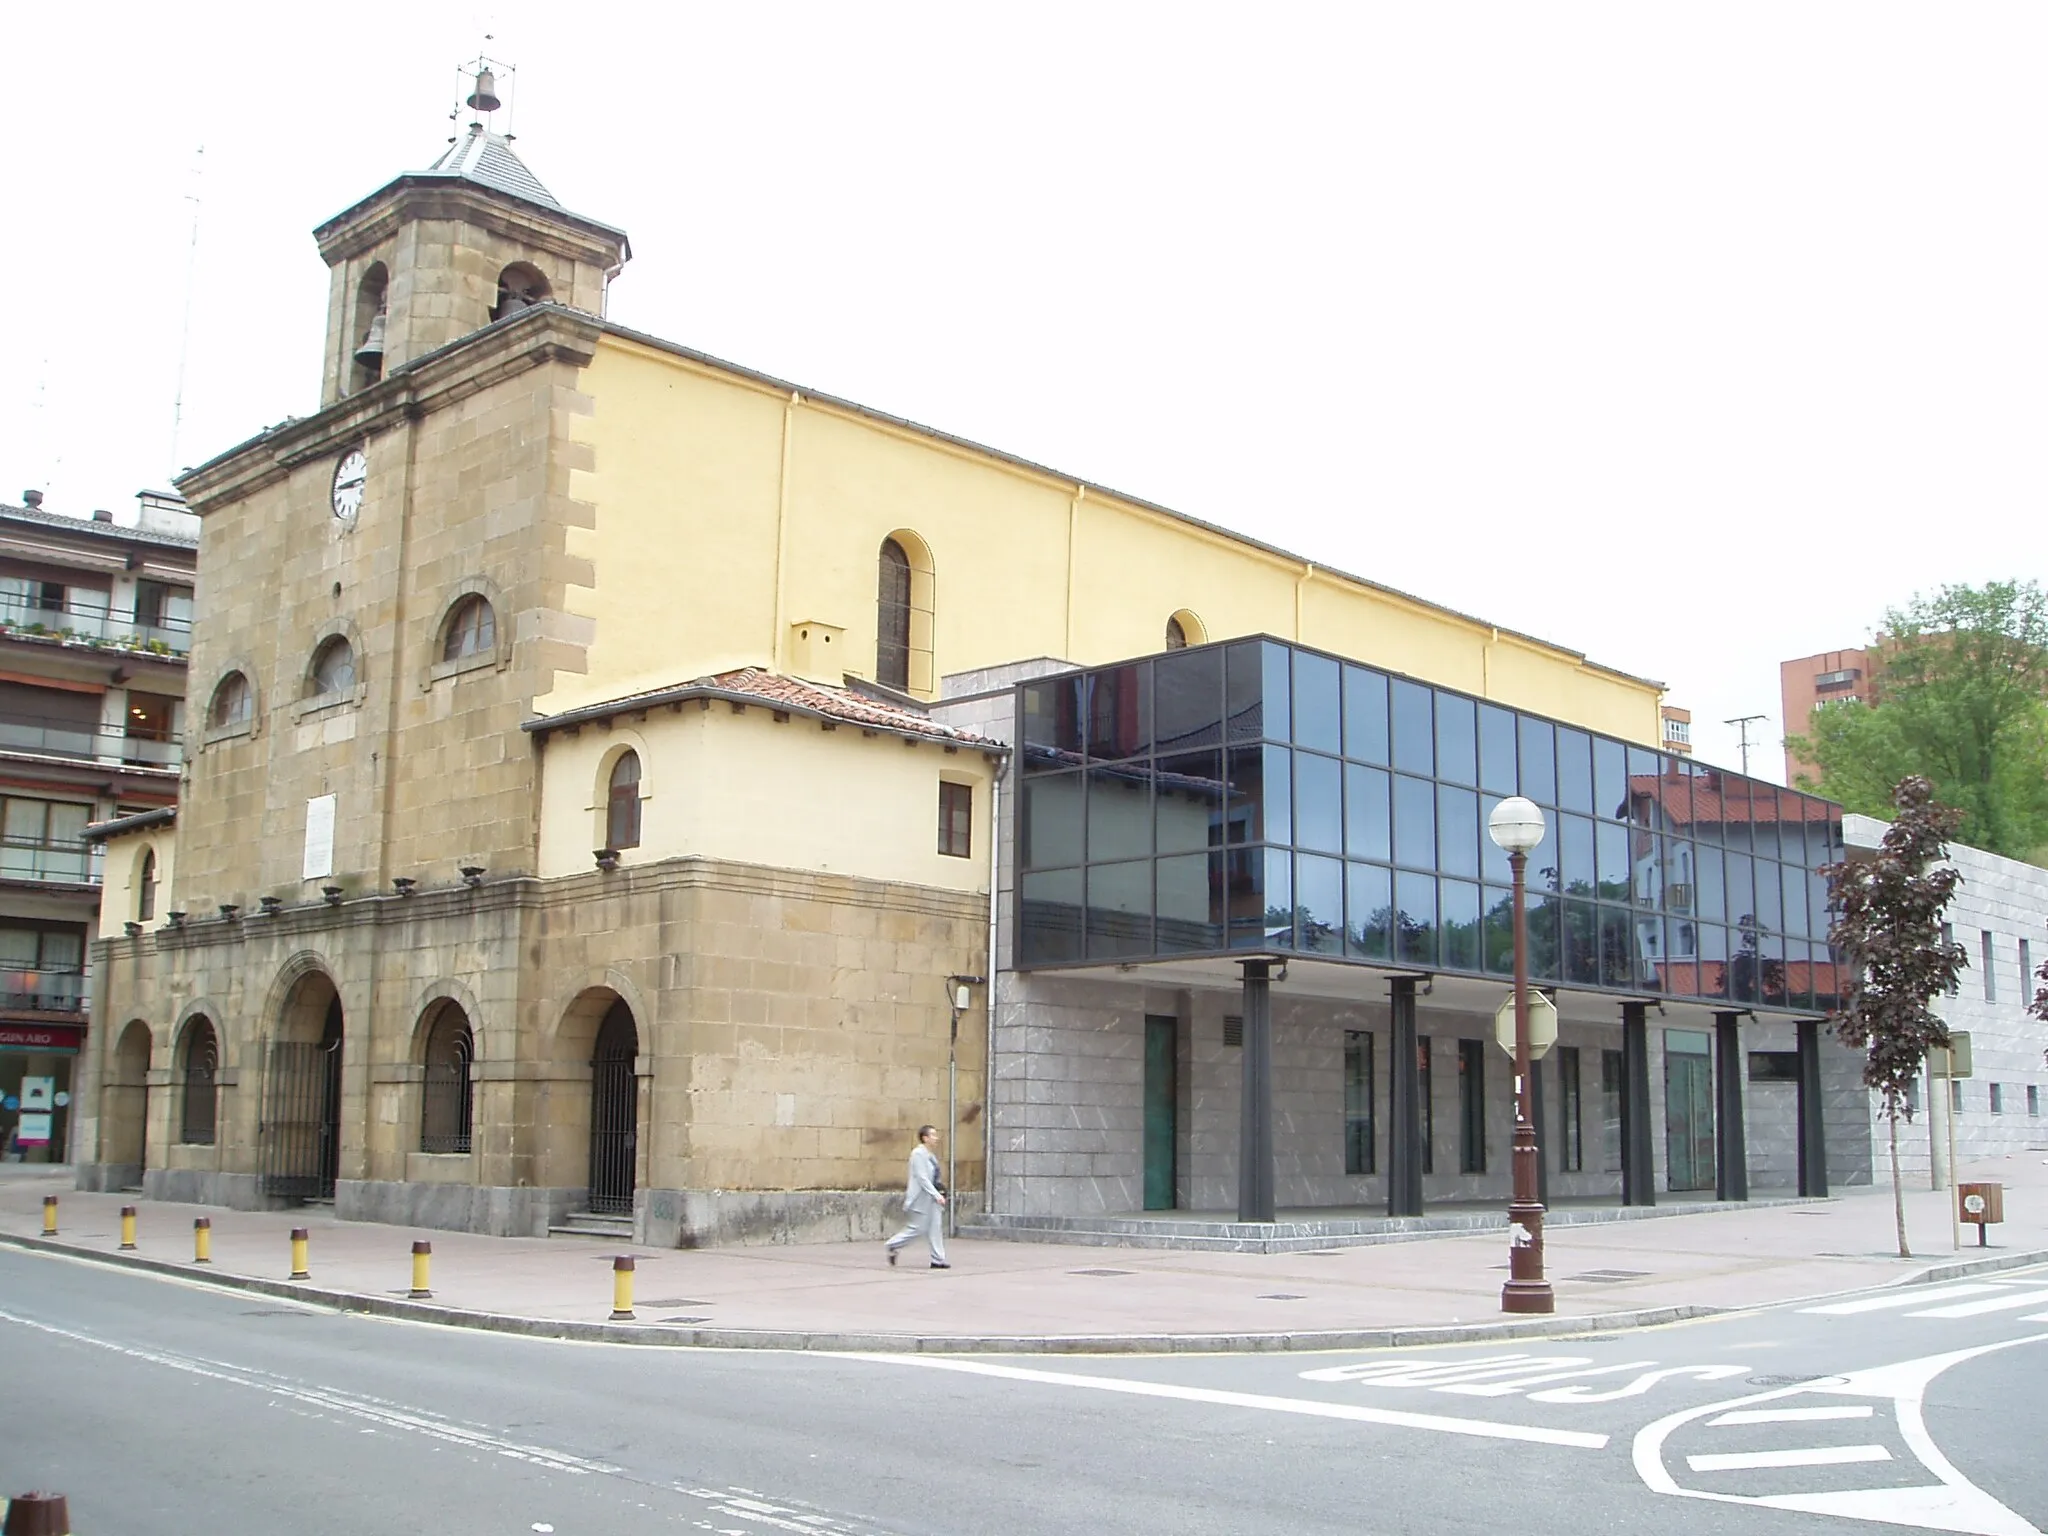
5,4,2041,779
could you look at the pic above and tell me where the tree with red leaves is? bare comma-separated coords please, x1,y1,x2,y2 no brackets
1824,776,1968,1257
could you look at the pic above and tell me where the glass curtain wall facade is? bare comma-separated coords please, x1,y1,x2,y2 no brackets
1017,638,1843,1014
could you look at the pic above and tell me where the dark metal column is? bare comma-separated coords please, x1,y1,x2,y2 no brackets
1714,1011,1749,1202
1532,1055,1550,1208
1620,1002,1655,1205
1796,1018,1829,1198
1237,959,1275,1223
1386,977,1423,1218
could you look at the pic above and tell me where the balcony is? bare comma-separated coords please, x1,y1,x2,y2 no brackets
0,967,85,1013
0,713,181,770
0,593,191,659
0,837,102,888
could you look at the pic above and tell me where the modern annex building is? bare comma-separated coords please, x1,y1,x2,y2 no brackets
74,93,1856,1244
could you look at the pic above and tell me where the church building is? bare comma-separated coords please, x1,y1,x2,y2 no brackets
74,78,1856,1246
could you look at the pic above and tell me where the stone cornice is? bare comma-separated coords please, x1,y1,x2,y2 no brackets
176,308,602,513
314,177,628,267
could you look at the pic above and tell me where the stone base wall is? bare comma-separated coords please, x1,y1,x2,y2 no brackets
76,1161,140,1194
140,1169,281,1211
336,1180,580,1238
639,1187,984,1248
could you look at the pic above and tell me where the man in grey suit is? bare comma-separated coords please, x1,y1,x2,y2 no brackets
885,1124,949,1269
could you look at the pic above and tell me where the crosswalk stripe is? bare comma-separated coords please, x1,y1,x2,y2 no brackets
1801,1283,2006,1315
1687,1445,1893,1472
1707,1406,1873,1427
1906,1290,2048,1319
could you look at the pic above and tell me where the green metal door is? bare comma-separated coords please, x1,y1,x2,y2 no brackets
1664,1030,1715,1192
1143,1015,1178,1211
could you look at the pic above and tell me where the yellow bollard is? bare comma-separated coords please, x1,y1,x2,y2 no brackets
409,1240,432,1300
193,1217,212,1264
41,1195,57,1235
289,1227,310,1281
610,1254,635,1320
119,1206,137,1251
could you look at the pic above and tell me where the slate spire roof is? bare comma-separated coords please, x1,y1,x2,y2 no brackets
423,123,562,210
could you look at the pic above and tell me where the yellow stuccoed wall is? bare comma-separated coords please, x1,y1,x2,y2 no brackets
535,703,997,891
547,334,1662,744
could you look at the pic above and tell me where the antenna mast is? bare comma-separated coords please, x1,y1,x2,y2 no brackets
1724,713,1767,779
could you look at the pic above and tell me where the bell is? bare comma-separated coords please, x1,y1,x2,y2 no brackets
466,68,501,114
353,309,386,366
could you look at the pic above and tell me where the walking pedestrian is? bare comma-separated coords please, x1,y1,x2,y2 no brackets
884,1124,949,1269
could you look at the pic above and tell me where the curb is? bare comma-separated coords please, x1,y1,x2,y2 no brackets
2,1231,2043,1357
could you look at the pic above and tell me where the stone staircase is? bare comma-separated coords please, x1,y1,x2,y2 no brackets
547,1210,635,1242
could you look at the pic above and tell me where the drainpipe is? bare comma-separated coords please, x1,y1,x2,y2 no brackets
982,759,1005,1216
1295,562,1315,641
769,392,799,668
1064,488,1083,658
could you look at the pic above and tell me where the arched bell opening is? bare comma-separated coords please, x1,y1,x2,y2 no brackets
350,262,389,394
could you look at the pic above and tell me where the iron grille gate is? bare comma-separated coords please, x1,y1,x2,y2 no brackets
260,1038,342,1201
588,1051,638,1215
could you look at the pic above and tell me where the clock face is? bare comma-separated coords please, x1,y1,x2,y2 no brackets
331,447,367,520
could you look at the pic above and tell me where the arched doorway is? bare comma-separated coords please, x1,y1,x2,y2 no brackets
261,977,344,1202
588,1001,638,1215
105,1020,152,1182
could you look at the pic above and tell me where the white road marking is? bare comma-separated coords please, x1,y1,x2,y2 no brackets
1633,1333,2048,1536
1908,1291,2048,1320
1802,1284,2008,1316
1526,1365,1749,1403
852,1353,1609,1448
1709,1406,1874,1426
1688,1446,1894,1472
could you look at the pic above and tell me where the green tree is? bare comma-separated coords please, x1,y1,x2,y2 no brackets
1824,777,1968,1258
1789,581,2048,864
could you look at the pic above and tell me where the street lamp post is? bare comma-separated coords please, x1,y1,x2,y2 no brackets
1489,795,1555,1316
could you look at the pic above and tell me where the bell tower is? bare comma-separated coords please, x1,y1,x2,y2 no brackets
311,65,630,407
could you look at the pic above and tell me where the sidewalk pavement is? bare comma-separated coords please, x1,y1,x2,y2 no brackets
4,1158,2045,1354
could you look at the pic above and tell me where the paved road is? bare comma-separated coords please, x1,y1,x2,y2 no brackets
4,1246,2044,1535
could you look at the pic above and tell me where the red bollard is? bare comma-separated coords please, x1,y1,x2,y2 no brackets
3,1489,71,1535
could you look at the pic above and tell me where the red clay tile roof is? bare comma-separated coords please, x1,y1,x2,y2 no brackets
1628,772,1835,827
523,668,1006,750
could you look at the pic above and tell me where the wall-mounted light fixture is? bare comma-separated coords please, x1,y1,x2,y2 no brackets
123,921,143,937
392,877,417,896
594,848,620,873
259,896,283,916
321,886,344,906
217,904,240,921
166,910,186,928
459,866,486,888
942,973,987,1239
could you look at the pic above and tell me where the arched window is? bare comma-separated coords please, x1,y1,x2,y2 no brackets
1165,616,1187,650
137,849,157,921
877,538,912,690
208,671,252,729
179,1018,219,1146
606,751,642,850
442,595,496,662
1166,609,1207,650
350,262,389,394
420,1005,475,1154
309,637,356,697
491,262,553,321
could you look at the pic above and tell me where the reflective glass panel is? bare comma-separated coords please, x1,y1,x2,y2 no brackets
1593,736,1626,820
1562,898,1600,984
1247,848,1292,949
1595,819,1631,902
1345,763,1391,862
1752,855,1782,933
1478,703,1518,795
1690,765,1720,845
1226,745,1287,843
1086,860,1153,959
1086,765,1151,862
1155,750,1223,856
1783,939,1815,1009
1777,801,1808,869
1436,693,1477,786
1086,663,1152,760
1437,784,1479,878
1395,871,1437,966
1781,861,1809,938
1295,751,1343,853
1519,716,1556,804
1155,852,1222,953
1721,775,1753,851
1393,774,1436,868
1527,887,1561,983
1391,680,1434,776
1022,773,1084,868
1482,887,1514,975
1297,854,1344,954
1600,907,1635,987
1665,838,1696,913
1343,665,1389,764
1293,650,1341,755
1225,845,1273,948
1348,862,1392,960
1725,850,1755,928
1019,869,1084,962
1627,747,1662,815
1560,812,1595,895
1808,868,1831,939
1021,677,1084,764
1441,879,1481,971
1695,845,1726,921
1557,727,1594,814
1696,923,1729,1000
1153,645,1224,753
1479,794,1511,885
1225,643,1267,744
